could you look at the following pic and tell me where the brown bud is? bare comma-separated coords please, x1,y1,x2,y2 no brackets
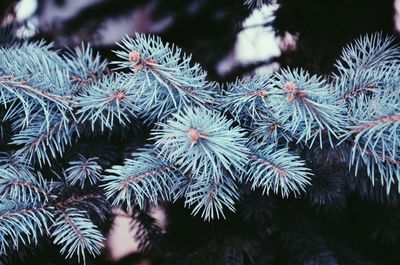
283,82,296,93
297,90,307,98
259,89,268,97
134,64,143,73
115,91,125,101
287,95,295,102
188,128,201,144
129,51,141,63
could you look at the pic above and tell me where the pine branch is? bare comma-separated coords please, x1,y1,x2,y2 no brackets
343,87,400,191
272,68,345,147
244,144,312,197
219,75,275,122
0,41,74,127
0,167,50,203
66,155,102,188
76,73,139,131
184,177,239,221
152,107,248,180
334,33,400,76
0,199,52,255
112,34,216,122
11,114,78,166
51,209,104,264
103,148,183,210
63,43,109,88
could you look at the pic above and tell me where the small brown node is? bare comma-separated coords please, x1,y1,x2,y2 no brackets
129,51,141,63
115,91,125,101
188,128,201,143
187,128,208,144
134,64,143,73
259,89,268,97
283,81,296,93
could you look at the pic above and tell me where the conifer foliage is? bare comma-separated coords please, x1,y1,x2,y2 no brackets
0,19,399,265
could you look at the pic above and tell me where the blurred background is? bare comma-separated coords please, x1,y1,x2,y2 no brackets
2,0,397,82
0,0,399,264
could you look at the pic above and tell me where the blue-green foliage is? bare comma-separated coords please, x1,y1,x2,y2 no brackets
103,148,183,210
0,31,399,263
153,107,248,180
0,199,52,253
10,113,78,166
63,43,108,91
76,73,139,131
0,167,50,203
220,69,345,148
51,209,104,263
184,176,239,221
334,33,400,193
243,144,311,197
243,0,272,9
0,158,106,264
113,34,216,122
66,156,102,188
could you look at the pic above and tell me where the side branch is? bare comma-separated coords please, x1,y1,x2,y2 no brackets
353,114,400,133
343,83,376,100
249,154,288,177
118,166,172,190
0,76,74,105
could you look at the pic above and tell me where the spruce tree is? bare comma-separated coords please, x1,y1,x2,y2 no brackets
0,1,399,265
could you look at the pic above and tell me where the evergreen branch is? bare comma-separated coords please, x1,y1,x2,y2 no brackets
360,145,400,166
351,143,400,193
335,32,400,75
0,200,52,255
54,193,104,208
63,43,108,88
51,209,104,264
0,76,73,104
76,73,139,131
352,114,400,133
0,167,50,203
344,88,399,191
0,41,74,127
53,192,110,222
11,114,79,166
219,75,276,122
342,83,376,101
244,145,312,197
103,149,183,210
112,34,215,121
249,112,292,145
334,62,400,103
272,68,345,147
184,177,239,221
66,156,102,188
153,107,248,180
